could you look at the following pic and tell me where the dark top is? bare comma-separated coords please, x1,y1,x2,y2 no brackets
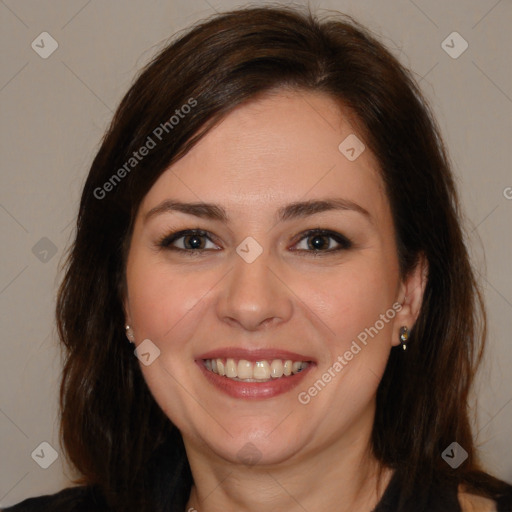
3,435,512,512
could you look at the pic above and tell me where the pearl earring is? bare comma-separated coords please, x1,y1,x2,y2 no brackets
125,325,135,343
399,326,409,350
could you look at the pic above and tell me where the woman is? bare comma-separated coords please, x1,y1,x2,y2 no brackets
4,5,511,512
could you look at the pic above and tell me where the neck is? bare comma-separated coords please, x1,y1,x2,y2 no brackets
183,405,393,512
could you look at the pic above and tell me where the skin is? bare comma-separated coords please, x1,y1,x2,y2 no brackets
124,89,428,512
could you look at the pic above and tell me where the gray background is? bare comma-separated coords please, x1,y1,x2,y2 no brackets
1,0,511,506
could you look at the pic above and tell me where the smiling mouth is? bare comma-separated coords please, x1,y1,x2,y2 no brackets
203,358,310,382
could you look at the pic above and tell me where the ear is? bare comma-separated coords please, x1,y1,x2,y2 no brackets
391,253,428,347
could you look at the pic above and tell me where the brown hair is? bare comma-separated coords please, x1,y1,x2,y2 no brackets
56,5,509,510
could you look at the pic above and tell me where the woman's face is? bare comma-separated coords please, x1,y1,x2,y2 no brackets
124,90,423,466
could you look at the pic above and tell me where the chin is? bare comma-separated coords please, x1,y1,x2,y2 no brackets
199,422,308,467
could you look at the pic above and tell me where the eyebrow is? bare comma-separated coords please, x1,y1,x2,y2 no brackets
143,197,372,224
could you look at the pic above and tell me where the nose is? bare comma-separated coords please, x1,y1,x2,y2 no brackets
215,247,294,332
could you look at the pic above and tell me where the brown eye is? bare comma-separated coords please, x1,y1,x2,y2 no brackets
292,229,352,254
158,229,219,252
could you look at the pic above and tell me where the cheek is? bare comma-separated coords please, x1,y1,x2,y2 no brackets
126,252,209,344
298,260,397,346
125,253,211,427
295,266,397,418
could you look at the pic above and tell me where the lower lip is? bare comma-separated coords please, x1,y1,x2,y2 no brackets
196,360,315,400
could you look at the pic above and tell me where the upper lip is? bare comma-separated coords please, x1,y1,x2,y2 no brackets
197,347,316,363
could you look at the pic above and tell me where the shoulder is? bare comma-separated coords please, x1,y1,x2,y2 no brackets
1,485,109,512
458,487,497,512
458,480,512,512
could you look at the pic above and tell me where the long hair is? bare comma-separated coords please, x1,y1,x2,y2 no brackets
56,5,508,510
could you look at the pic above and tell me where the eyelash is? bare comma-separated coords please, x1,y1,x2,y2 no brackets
156,228,353,256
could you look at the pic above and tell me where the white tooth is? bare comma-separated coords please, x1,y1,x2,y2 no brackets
292,361,302,374
253,361,270,380
283,360,293,376
270,359,284,378
225,358,237,378
205,359,212,371
237,359,253,379
211,359,218,373
217,359,225,376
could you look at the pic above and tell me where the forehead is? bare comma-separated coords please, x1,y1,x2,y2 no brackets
139,90,386,220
